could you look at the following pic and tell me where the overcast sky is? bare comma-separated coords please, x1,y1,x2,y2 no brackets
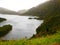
0,0,49,11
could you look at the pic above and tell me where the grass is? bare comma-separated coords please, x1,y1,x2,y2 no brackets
0,31,60,45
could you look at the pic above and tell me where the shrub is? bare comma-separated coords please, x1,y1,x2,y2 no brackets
0,24,12,37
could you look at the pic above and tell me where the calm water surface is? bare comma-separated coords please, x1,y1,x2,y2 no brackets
0,14,43,40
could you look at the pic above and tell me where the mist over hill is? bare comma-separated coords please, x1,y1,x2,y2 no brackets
18,9,27,15
23,0,60,19
0,7,19,15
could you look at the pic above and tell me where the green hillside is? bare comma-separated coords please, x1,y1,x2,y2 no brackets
23,0,60,19
35,0,60,37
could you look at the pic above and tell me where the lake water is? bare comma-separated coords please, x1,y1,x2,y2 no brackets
0,14,43,40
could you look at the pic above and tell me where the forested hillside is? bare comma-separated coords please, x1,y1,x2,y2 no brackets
35,0,60,37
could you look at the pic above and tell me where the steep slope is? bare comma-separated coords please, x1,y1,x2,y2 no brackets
23,0,60,19
35,0,60,37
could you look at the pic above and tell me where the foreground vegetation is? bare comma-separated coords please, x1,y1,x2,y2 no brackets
0,31,60,45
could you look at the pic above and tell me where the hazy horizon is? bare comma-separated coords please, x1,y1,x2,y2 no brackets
0,0,49,11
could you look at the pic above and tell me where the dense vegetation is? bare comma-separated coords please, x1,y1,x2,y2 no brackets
35,0,60,37
36,16,60,37
0,18,6,22
0,24,12,37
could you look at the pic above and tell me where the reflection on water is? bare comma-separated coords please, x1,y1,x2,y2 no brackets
0,14,43,40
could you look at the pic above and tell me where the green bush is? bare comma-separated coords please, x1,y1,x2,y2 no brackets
0,24,12,37
36,15,60,37
0,18,6,22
